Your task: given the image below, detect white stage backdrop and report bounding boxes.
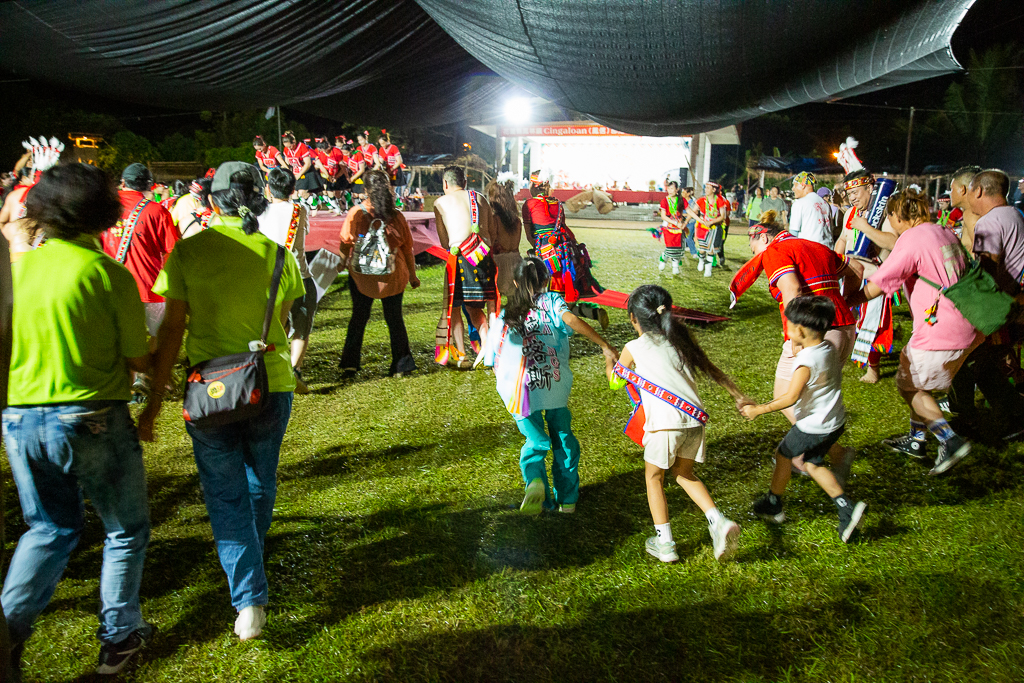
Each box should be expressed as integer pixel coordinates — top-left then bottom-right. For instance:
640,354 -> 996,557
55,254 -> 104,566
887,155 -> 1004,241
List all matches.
531,136 -> 690,191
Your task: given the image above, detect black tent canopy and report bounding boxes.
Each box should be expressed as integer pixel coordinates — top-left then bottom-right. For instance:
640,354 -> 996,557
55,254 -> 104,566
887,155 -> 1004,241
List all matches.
0,0 -> 977,134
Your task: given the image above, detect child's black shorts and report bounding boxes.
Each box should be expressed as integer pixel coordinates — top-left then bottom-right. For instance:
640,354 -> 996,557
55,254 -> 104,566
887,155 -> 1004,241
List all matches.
777,425 -> 845,465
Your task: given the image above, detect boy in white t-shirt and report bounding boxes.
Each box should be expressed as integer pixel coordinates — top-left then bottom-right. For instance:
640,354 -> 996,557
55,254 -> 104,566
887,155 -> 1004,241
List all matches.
741,296 -> 867,543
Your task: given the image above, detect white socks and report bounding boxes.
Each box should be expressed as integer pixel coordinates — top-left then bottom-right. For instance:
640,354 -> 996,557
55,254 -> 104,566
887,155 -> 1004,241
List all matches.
654,522 -> 674,544
705,507 -> 724,527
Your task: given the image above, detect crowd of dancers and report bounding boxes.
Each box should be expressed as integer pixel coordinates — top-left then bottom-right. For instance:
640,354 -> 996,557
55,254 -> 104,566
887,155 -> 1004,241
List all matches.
0,131 -> 1022,679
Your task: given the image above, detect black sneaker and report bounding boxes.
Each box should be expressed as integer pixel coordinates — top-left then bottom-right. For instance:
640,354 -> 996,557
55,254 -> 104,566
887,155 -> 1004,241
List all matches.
930,435 -> 971,476
752,493 -> 786,524
96,622 -> 156,675
837,501 -> 867,543
882,434 -> 927,460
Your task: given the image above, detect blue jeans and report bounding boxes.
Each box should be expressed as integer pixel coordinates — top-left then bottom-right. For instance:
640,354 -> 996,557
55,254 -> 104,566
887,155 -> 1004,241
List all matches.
185,392 -> 292,611
514,407 -> 580,508
1,401 -> 150,645
684,220 -> 698,255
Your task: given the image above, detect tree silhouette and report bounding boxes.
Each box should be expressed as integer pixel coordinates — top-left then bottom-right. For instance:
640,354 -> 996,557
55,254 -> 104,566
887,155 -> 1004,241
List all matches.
930,45 -> 1024,168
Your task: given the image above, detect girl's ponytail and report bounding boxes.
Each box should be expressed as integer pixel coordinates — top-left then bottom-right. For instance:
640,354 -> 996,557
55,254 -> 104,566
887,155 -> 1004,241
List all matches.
505,256 -> 551,336
627,284 -> 724,382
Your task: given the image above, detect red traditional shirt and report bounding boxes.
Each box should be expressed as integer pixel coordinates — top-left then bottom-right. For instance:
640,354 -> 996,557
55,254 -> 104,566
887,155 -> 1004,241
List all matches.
696,195 -> 731,223
761,232 -> 857,338
346,151 -> 365,175
380,144 -> 401,170
359,144 -> 377,166
283,143 -> 311,175
255,145 -> 279,169
326,148 -> 345,177
101,190 -> 180,303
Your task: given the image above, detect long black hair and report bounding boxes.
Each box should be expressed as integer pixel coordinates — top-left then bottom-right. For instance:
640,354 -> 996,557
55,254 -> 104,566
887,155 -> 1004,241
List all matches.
364,169 -> 395,222
486,177 -> 522,235
504,256 -> 551,336
209,170 -> 268,235
626,284 -> 724,382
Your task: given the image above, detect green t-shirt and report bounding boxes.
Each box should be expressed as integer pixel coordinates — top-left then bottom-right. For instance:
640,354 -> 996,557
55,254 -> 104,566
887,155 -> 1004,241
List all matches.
9,235 -> 149,405
152,215 -> 305,393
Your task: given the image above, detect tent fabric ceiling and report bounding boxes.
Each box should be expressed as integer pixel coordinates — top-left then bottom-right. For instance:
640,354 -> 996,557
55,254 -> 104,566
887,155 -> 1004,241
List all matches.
0,0 -> 977,134
415,0 -> 978,135
0,0 -> 510,126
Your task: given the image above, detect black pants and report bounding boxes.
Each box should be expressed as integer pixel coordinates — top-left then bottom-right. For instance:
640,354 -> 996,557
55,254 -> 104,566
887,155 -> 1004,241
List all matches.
948,340 -> 1023,433
339,277 -> 415,375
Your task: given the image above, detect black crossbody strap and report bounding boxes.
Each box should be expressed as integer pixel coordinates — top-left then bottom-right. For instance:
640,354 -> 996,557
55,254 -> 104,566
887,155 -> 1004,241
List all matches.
261,245 -> 287,345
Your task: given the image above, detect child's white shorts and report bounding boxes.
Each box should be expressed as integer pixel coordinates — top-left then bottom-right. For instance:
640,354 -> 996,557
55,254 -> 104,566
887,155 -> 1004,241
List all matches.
642,426 -> 705,469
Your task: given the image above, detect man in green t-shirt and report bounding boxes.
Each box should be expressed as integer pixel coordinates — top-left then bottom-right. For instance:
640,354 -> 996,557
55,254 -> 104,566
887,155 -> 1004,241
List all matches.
2,164 -> 156,677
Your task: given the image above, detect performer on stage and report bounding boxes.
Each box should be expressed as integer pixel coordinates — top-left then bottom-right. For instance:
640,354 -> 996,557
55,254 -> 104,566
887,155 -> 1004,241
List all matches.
522,172 -> 603,303
433,165 -> 498,368
343,140 -> 368,199
357,131 -> 378,172
280,131 -> 322,206
687,181 -> 731,277
833,138 -> 898,384
658,181 -> 686,275
253,136 -> 279,176
376,131 -> 405,204
313,138 -> 345,213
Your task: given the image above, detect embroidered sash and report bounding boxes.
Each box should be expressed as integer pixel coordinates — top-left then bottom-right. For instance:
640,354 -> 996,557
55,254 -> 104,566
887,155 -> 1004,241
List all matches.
613,362 -> 708,446
115,198 -> 149,263
285,202 -> 302,250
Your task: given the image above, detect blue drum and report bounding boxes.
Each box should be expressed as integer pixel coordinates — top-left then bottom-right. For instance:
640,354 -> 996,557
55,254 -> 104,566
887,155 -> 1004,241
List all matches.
848,176 -> 897,259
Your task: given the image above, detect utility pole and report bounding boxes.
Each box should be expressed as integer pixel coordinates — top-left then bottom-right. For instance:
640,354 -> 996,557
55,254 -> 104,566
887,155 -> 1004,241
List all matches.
902,106 -> 915,189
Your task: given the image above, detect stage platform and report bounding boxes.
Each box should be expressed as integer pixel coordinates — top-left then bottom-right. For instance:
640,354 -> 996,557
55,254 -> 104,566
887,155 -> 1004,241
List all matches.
305,210 -> 441,256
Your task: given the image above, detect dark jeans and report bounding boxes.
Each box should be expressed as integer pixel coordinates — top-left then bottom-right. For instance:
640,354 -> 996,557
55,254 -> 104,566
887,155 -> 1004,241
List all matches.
948,340 -> 1024,431
340,277 -> 416,375
2,401 -> 149,645
184,392 -> 292,610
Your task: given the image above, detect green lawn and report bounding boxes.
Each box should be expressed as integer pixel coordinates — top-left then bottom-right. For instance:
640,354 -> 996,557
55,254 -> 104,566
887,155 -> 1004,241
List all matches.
5,227 -> 1024,682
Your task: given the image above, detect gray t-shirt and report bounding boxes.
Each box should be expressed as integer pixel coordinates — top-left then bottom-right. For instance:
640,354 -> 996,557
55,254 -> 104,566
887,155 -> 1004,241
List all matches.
973,205 -> 1024,295
761,196 -> 788,221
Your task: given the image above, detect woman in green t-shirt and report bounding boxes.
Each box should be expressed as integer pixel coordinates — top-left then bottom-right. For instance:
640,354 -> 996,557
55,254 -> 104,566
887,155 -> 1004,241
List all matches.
142,162 -> 305,643
746,186 -> 764,228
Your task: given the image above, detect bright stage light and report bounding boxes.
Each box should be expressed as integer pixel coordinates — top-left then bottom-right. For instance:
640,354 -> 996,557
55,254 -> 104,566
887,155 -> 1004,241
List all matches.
504,98 -> 532,124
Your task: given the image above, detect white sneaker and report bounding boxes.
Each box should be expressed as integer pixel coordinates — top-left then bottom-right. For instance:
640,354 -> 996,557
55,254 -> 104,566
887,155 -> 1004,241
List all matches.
672,262 -> 680,275
710,519 -> 741,562
696,256 -> 705,270
234,605 -> 266,641
659,259 -> 666,271
645,536 -> 679,563
703,261 -> 713,277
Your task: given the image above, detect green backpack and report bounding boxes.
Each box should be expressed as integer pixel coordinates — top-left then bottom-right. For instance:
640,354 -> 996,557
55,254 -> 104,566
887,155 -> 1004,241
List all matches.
918,250 -> 1016,336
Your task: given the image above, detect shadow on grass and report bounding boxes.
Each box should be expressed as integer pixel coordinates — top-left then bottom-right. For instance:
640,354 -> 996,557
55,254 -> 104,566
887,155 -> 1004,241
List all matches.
345,573 -> 1022,683
257,471 -> 653,648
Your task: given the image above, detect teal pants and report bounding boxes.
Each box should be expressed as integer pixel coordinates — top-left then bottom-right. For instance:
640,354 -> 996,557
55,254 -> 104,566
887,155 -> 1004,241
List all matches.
514,407 -> 580,508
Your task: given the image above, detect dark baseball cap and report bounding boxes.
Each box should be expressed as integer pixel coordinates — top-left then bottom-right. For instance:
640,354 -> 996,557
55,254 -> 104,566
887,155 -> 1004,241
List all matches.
121,163 -> 152,185
210,161 -> 265,193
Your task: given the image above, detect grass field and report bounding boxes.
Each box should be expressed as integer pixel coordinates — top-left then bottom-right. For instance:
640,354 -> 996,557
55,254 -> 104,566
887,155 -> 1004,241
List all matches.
5,227 -> 1024,682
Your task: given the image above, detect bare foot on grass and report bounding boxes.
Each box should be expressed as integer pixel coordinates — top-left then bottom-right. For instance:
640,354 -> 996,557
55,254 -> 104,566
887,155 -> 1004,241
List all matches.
860,366 -> 880,383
